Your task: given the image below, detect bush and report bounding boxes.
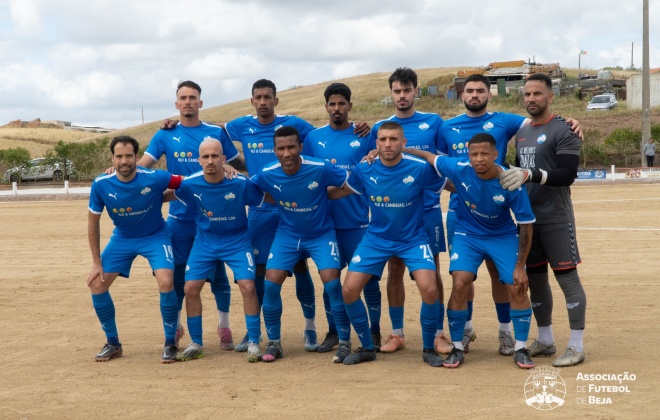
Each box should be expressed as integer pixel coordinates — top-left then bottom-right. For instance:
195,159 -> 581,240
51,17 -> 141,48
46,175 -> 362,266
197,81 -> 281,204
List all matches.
581,129 -> 610,168
604,127 -> 641,166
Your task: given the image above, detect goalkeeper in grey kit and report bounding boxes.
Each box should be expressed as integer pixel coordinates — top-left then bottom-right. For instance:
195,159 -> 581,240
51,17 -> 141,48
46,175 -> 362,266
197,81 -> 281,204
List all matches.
498,73 -> 586,367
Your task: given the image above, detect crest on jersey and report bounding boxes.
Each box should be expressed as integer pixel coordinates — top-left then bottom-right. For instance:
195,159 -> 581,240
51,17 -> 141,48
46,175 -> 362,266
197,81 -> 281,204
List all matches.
419,123 -> 430,130
537,134 -> 547,144
402,175 -> 415,185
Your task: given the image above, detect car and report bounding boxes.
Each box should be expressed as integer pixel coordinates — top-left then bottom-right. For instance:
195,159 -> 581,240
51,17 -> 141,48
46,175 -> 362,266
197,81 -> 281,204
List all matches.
586,94 -> 618,111
3,158 -> 75,182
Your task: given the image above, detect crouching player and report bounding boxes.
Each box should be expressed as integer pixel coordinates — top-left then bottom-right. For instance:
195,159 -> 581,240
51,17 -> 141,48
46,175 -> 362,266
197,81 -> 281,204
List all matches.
329,121 -> 446,366
406,133 -> 537,369
168,138 -> 264,362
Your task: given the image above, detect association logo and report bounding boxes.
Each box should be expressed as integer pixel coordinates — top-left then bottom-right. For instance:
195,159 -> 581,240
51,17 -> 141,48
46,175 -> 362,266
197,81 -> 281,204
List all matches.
350,140 -> 361,148
307,181 -> 319,190
524,366 -> 566,410
492,194 -> 505,204
224,192 -> 236,201
419,123 -> 430,130
483,122 -> 494,131
537,134 -> 547,144
402,175 -> 415,184
450,252 -> 459,261
351,255 -> 361,264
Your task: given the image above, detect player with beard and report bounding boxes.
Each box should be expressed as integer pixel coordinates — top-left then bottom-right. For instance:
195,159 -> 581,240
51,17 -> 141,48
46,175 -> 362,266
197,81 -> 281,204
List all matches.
438,73 -> 582,357
141,81 -> 244,352
499,73 -> 586,367
87,136 -> 183,363
305,83 -> 379,354
369,68 -> 450,355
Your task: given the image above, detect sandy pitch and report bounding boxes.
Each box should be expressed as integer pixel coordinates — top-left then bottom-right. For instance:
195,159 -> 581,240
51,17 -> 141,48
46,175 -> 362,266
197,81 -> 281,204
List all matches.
1,183 -> 659,419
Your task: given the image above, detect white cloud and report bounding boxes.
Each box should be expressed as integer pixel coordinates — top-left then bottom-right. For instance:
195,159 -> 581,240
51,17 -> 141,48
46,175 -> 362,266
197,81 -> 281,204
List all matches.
0,0 -> 659,128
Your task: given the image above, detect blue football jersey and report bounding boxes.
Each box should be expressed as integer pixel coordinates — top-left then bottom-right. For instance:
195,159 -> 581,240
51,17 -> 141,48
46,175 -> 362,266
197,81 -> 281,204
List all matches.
89,168 -> 172,238
371,111 -> 444,211
433,156 -> 535,236
437,112 -> 525,211
347,154 -> 445,242
306,123 -> 374,229
145,122 -> 240,220
225,114 -> 316,177
174,172 -> 264,237
252,156 -> 347,239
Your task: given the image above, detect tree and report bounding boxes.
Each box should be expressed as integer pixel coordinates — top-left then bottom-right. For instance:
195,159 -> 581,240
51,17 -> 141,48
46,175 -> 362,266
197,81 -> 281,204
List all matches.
0,147 -> 31,168
0,147 -> 31,182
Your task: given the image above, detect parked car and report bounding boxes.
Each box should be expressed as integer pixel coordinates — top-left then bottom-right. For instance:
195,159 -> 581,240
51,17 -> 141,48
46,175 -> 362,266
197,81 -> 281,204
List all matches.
586,94 -> 618,111
3,158 -> 75,182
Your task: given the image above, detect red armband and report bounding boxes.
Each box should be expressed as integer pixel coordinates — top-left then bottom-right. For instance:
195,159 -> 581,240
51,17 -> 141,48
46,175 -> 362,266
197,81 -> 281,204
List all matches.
168,175 -> 183,189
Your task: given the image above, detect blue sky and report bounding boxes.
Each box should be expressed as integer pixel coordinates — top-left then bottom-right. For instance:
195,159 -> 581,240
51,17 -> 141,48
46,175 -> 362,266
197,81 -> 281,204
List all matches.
1,0 -> 658,129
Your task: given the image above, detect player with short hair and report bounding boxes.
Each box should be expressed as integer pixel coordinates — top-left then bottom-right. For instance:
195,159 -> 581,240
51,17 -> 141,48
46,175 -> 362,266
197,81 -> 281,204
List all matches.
225,79 -> 371,352
499,73 -> 587,367
168,138 -> 264,363
370,67 -> 449,354
87,135 -> 183,363
305,83 -> 381,353
406,133 -> 536,369
142,80 -> 244,351
251,126 -> 353,364
438,73 -> 527,355
331,121 -> 446,366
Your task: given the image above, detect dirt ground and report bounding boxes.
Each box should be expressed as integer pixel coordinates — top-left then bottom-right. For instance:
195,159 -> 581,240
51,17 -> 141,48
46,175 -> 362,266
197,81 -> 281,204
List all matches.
1,182 -> 659,419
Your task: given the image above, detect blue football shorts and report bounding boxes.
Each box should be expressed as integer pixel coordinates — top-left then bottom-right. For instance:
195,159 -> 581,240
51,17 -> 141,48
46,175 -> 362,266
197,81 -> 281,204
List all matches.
267,230 -> 341,272
248,208 -> 278,265
347,231 -> 436,277
424,207 -> 446,254
167,217 -> 196,265
185,231 -> 255,282
336,227 -> 367,269
101,228 -> 174,278
448,232 -> 519,285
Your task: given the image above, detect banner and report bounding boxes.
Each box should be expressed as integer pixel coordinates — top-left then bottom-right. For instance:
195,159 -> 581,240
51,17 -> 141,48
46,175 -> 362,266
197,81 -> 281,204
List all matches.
577,169 -> 607,179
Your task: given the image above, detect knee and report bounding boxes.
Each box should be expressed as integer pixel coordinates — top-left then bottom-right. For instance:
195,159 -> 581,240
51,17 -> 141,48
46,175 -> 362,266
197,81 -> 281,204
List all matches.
238,281 -> 256,296
388,260 -> 406,277
184,282 -> 201,297
342,282 -> 360,304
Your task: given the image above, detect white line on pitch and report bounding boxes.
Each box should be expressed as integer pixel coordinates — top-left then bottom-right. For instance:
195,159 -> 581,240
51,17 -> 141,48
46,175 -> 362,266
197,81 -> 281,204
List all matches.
579,227 -> 660,231
574,198 -> 660,204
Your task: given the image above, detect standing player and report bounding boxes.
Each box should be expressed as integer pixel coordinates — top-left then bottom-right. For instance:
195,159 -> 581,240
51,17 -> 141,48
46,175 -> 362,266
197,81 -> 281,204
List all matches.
251,126 -> 353,364
438,73 -> 527,355
406,133 -> 536,369
499,73 -> 587,367
224,79 -> 369,352
305,83 -> 381,353
87,136 -> 182,363
142,81 -> 244,351
370,67 -> 450,354
330,122 -> 446,366
169,138 -> 263,363
439,74 -> 583,355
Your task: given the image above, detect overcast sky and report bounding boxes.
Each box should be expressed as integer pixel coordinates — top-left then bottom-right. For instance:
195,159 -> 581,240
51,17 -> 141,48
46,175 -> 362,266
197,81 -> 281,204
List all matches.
1,0 -> 658,129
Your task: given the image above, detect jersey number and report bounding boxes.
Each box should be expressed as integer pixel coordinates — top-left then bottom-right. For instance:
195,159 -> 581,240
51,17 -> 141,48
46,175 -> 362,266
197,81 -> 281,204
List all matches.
162,245 -> 174,260
329,241 -> 339,256
420,244 -> 433,260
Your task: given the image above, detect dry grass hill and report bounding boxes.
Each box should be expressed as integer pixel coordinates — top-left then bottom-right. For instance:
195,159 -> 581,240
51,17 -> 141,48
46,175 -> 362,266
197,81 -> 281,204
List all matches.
2,66 -> 659,159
